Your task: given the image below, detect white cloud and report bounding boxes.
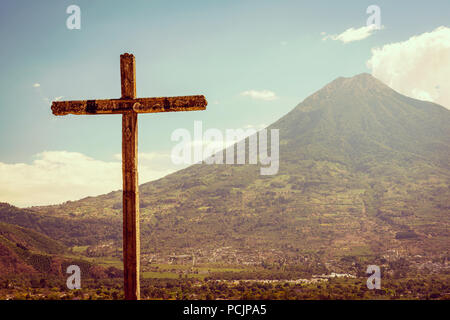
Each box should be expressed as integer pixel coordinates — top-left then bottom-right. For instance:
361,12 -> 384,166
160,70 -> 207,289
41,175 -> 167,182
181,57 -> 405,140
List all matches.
32,83 -> 50,104
241,90 -> 278,101
367,26 -> 450,109
0,151 -> 183,207
322,24 -> 380,43
32,83 -> 64,104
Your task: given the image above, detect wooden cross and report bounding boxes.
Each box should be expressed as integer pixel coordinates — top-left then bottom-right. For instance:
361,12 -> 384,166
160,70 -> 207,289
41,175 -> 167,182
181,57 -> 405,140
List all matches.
51,53 -> 207,300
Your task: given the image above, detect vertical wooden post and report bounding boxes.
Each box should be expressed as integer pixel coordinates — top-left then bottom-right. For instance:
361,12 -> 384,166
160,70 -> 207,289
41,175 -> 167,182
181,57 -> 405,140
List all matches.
120,53 -> 140,300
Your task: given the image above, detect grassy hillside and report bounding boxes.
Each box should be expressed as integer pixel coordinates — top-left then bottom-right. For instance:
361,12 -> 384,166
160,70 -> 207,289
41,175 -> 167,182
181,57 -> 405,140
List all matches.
0,221 -> 66,254
0,221 -> 66,274
0,220 -> 122,283
0,202 -> 121,246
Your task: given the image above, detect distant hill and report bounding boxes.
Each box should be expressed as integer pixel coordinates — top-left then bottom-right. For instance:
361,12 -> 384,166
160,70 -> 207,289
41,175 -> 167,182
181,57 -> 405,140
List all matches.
0,202 -> 121,246
0,214 -> 121,279
4,74 -> 450,266
0,221 -> 66,275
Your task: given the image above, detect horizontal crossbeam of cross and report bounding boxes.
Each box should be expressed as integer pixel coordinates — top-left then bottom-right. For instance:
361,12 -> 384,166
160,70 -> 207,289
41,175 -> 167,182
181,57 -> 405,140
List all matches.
51,95 -> 207,115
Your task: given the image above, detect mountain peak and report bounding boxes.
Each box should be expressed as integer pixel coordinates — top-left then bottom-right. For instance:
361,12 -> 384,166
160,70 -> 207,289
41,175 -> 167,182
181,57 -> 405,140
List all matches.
335,72 -> 373,81
300,73 -> 392,106
273,71 -> 449,166
322,73 -> 388,92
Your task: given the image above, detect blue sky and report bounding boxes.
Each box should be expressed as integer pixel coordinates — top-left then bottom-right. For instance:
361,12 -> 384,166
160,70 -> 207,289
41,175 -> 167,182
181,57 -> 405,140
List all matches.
0,0 -> 449,206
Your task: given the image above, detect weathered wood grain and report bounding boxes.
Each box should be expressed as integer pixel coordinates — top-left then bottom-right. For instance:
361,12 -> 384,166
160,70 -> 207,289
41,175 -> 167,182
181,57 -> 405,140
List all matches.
121,54 -> 140,301
120,53 -> 136,99
51,95 -> 207,115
